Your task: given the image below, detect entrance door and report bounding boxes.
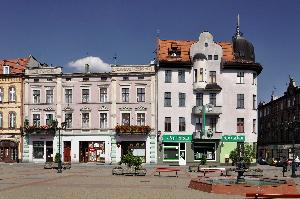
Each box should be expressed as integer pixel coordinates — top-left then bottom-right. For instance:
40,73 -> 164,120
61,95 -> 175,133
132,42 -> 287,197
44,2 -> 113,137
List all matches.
64,141 -> 71,162
179,143 -> 186,166
46,141 -> 53,162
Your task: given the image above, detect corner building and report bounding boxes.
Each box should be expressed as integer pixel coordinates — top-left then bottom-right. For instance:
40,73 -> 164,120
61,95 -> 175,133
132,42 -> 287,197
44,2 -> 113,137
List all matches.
156,22 -> 262,165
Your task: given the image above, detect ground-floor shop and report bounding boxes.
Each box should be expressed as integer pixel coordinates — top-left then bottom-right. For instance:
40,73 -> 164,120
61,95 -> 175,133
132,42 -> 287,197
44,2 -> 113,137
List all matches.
0,138 -> 20,163
157,134 -> 221,165
114,134 -> 156,164
258,144 -> 300,162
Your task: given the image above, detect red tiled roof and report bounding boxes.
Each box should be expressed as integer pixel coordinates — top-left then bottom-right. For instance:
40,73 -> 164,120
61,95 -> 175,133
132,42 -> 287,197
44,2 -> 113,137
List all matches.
157,39 -> 234,63
0,57 -> 30,74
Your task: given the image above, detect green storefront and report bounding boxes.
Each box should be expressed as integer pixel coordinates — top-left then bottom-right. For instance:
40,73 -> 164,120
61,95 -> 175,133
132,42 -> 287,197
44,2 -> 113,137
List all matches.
219,135 -> 245,164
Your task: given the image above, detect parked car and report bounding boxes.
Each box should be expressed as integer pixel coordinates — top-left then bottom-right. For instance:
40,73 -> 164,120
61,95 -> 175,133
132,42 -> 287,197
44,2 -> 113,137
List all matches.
257,158 -> 268,165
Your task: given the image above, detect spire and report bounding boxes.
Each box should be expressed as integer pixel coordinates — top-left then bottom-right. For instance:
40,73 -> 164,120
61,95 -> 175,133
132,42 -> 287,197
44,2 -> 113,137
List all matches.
235,14 -> 242,37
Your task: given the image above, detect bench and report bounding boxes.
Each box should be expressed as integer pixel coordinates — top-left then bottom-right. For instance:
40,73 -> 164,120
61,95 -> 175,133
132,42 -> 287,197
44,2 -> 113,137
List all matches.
199,167 -> 226,176
155,167 -> 180,177
246,193 -> 300,198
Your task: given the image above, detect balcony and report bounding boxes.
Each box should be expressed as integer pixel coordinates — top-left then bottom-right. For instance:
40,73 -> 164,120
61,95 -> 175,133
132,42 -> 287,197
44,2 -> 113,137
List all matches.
192,130 -> 222,140
23,125 -> 56,135
192,105 -> 222,115
193,83 -> 222,91
115,125 -> 151,135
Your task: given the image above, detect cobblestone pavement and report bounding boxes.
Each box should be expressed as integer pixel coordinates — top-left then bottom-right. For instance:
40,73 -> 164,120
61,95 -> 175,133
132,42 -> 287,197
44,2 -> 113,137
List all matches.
0,163 -> 299,199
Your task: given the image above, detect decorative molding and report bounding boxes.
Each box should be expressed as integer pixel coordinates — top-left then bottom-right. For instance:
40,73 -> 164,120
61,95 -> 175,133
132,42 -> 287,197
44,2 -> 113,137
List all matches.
99,106 -> 109,111
31,108 -> 42,112
44,107 -> 55,111
135,106 -> 147,111
63,106 -> 74,112
119,107 -> 132,111
80,106 -> 91,112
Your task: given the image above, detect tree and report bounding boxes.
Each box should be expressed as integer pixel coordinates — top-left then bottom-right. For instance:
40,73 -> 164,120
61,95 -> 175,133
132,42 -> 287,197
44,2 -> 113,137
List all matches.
120,151 -> 142,169
229,144 -> 255,166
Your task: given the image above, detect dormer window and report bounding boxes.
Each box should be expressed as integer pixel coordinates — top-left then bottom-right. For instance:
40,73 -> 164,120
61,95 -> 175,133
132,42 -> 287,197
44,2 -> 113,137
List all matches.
168,43 -> 181,57
3,66 -> 10,74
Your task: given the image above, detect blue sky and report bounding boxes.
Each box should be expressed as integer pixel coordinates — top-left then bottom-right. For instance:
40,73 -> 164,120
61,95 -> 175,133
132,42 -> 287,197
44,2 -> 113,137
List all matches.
0,0 -> 299,102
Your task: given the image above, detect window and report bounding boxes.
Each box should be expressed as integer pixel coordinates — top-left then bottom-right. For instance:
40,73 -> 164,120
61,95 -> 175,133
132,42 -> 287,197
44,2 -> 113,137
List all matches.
195,117 -> 202,131
65,89 -> 72,103
137,113 -> 145,126
237,94 -> 244,109
122,88 -> 129,102
205,43 -> 208,47
33,141 -> 44,159
165,117 -> 171,132
47,78 -> 53,81
46,90 -> 53,104
123,76 -> 129,81
179,93 -> 186,107
45,114 -> 53,125
82,89 -> 89,103
237,118 -> 244,133
210,118 -> 216,131
34,79 -> 39,82
33,114 -> 40,127
165,70 -> 172,83
101,77 -> 107,81
0,87 -> 3,103
237,72 -> 244,84
100,88 -> 108,103
199,68 -> 203,81
209,71 -> 216,83
121,113 -> 130,125
138,76 -> 144,80
253,119 -> 256,133
3,66 -> 10,74
253,73 -> 257,85
9,87 -> 16,102
82,113 -> 89,128
194,69 -> 197,82
0,112 -> 2,128
194,143 -> 216,161
100,113 -> 108,129
137,88 -> 145,102
9,112 -> 16,128
179,117 -> 185,131
214,55 -> 218,60
253,95 -> 256,109
163,143 -> 179,160
208,55 -> 212,60
209,93 -> 216,106
83,77 -> 89,81
65,113 -> 72,128
33,90 -> 40,104
178,70 -> 185,83
196,93 -> 203,106
164,92 -> 171,107
66,78 -> 72,81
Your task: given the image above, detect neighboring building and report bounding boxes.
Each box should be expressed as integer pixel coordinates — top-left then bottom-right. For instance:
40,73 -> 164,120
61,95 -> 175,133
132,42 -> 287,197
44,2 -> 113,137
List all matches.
23,63 -> 156,164
156,18 -> 262,165
0,57 -> 31,162
258,78 -> 300,161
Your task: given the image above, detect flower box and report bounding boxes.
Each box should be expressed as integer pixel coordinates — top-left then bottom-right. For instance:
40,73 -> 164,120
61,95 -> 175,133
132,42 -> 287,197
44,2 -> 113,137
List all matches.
115,125 -> 151,135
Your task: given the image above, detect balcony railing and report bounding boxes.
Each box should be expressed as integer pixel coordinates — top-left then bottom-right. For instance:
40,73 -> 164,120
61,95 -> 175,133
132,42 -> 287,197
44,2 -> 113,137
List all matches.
23,119 -> 56,135
192,105 -> 222,115
115,125 -> 151,135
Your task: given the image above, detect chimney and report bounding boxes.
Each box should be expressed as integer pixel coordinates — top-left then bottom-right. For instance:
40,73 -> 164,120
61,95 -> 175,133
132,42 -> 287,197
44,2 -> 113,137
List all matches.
85,64 -> 90,73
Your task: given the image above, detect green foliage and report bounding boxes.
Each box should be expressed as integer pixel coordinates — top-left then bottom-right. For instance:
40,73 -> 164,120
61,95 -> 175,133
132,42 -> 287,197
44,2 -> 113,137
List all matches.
120,151 -> 143,169
54,153 -> 61,163
200,155 -> 207,165
229,144 -> 256,165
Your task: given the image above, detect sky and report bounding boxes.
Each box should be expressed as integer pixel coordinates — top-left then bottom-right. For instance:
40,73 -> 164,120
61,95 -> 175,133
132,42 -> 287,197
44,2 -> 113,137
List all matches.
0,0 -> 299,102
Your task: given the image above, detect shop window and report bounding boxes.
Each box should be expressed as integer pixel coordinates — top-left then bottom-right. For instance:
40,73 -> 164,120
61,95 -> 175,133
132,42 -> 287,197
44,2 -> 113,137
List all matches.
163,143 -> 179,161
194,142 -> 216,161
33,141 -> 44,159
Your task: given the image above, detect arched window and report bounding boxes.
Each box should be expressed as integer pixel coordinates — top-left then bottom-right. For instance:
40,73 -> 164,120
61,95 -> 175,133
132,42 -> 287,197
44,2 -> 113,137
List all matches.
0,87 -> 3,103
9,87 -> 16,102
0,112 -> 3,128
9,112 -> 16,128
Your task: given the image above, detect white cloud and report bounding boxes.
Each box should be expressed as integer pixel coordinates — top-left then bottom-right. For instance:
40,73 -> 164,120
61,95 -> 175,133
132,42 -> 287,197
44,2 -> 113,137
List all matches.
68,56 -> 111,72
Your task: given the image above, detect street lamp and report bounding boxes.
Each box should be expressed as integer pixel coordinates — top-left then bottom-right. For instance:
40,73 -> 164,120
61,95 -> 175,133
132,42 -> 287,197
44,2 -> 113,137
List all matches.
53,120 -> 67,173
291,120 -> 300,178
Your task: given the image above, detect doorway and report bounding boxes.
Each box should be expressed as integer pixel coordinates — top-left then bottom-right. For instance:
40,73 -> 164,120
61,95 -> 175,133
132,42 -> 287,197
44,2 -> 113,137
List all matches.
45,141 -> 53,162
179,143 -> 186,166
0,141 -> 18,163
64,141 -> 71,162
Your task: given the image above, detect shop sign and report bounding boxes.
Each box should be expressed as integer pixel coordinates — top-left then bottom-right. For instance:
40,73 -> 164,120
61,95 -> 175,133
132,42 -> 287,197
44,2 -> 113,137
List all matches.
221,135 -> 245,142
162,135 -> 192,142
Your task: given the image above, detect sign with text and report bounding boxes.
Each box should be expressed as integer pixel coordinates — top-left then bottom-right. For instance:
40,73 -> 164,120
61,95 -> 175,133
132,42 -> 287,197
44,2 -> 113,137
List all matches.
221,135 -> 245,142
162,134 -> 192,142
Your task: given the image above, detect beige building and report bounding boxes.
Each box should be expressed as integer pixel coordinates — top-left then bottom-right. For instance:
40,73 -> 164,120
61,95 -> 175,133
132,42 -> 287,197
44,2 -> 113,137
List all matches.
0,57 -> 31,162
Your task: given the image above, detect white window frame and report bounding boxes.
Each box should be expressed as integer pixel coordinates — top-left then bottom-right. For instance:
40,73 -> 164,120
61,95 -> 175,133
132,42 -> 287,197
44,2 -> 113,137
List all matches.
136,87 -> 145,102
99,87 -> 108,103
0,87 -> 3,103
81,88 -> 90,103
9,112 -> 16,128
45,89 -> 54,104
9,87 -> 16,102
64,112 -> 73,129
121,87 -> 130,103
0,112 -> 2,128
99,111 -> 108,129
237,72 -> 245,84
64,88 -> 73,104
136,112 -> 146,126
45,113 -> 54,126
32,113 -> 41,127
120,111 -> 131,126
3,65 -> 10,74
81,112 -> 90,129
32,89 -> 41,104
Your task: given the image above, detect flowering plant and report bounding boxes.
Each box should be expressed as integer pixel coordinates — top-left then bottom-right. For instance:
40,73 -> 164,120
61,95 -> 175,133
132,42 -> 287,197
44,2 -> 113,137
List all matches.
115,125 -> 151,135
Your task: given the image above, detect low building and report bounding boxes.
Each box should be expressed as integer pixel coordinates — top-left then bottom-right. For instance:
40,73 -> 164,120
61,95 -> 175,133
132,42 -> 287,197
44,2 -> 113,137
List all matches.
258,78 -> 300,161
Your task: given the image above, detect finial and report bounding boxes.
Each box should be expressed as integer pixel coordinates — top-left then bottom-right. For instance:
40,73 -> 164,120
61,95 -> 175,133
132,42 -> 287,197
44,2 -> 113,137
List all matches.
113,53 -> 117,66
236,14 -> 241,37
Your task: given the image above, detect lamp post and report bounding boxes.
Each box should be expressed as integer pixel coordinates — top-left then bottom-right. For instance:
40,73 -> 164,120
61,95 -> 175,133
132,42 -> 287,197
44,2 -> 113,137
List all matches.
291,120 -> 300,178
53,120 -> 67,174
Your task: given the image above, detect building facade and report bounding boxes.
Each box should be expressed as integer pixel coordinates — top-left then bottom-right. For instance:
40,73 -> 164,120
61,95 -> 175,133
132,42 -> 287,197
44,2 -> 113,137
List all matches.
258,78 -> 300,161
156,21 -> 262,165
0,57 -> 30,162
23,63 -> 157,164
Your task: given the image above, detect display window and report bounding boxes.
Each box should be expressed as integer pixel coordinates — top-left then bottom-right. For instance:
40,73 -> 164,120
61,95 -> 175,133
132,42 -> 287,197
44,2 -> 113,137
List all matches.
193,142 -> 216,161
121,141 -> 146,163
80,141 -> 105,163
33,141 -> 44,159
163,143 -> 179,161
